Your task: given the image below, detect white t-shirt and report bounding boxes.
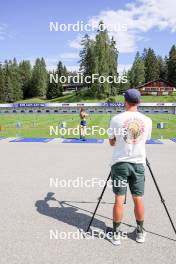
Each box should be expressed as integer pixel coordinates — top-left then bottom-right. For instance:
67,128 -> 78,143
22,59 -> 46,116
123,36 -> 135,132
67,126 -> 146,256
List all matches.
108,111 -> 152,165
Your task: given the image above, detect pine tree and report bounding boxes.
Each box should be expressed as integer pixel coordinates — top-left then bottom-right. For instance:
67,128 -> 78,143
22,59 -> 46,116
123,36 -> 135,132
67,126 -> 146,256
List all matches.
79,34 -> 95,78
109,36 -> 118,95
46,71 -> 58,99
56,61 -> 67,96
144,48 -> 160,82
7,58 -> 23,101
168,45 -> 176,86
47,62 -> 68,99
19,60 -> 32,98
94,21 -> 111,98
157,56 -> 168,80
31,58 -> 48,97
0,64 -> 6,102
79,21 -> 118,98
130,52 -> 145,87
118,70 -> 130,94
79,34 -> 96,92
3,61 -> 14,102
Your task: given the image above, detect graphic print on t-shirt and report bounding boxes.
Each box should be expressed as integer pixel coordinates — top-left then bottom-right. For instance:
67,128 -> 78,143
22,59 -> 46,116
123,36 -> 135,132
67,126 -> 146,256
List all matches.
122,117 -> 145,144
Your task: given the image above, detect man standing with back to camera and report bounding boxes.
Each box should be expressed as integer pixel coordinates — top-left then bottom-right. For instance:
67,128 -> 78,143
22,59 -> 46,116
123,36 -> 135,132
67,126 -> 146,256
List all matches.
108,88 -> 152,245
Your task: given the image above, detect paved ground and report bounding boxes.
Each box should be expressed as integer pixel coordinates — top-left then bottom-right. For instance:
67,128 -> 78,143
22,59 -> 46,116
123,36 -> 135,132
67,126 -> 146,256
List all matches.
0,139 -> 176,264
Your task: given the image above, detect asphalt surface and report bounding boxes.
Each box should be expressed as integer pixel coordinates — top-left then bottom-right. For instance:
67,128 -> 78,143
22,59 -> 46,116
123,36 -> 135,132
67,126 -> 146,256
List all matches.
0,139 -> 176,264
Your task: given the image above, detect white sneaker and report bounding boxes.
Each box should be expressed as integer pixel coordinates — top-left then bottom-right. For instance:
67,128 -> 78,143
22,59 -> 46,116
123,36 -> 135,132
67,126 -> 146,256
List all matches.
110,232 -> 121,246
136,228 -> 147,243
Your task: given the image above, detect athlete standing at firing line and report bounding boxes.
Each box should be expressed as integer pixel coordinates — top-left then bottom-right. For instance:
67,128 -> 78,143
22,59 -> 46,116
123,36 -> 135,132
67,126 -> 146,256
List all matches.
108,88 -> 152,245
79,108 -> 88,140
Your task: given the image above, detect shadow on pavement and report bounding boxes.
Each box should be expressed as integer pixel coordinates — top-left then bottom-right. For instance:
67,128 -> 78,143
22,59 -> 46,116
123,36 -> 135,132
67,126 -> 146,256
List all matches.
35,192 -> 106,232
35,192 -> 176,242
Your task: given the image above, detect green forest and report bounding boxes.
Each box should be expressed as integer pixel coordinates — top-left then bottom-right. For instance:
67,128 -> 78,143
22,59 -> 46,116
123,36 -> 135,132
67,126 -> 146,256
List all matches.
0,21 -> 176,103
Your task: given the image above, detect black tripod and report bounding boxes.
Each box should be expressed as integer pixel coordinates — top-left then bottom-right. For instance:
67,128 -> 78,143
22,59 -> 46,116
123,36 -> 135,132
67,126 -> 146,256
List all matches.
146,158 -> 176,235
87,159 -> 176,236
86,172 -> 127,232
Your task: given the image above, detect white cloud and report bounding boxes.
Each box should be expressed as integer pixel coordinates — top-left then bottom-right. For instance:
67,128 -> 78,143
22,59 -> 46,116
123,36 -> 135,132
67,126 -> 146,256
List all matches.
69,0 -> 176,53
0,23 -> 15,40
118,64 -> 132,74
66,65 -> 79,72
0,24 -> 8,40
60,52 -> 79,61
47,65 -> 57,71
27,55 -> 80,71
68,34 -> 82,49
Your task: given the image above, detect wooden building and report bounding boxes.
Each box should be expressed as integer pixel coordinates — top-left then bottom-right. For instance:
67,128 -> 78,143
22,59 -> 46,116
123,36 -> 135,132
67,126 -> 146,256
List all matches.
137,79 -> 175,96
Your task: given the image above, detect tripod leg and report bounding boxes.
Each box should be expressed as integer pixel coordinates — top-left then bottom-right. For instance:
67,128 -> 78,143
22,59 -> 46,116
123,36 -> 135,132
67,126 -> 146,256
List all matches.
86,172 -> 111,232
86,172 -> 128,232
146,158 -> 176,236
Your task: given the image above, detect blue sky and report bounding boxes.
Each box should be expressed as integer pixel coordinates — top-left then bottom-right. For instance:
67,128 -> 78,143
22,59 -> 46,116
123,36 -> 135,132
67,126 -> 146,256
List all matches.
0,0 -> 176,73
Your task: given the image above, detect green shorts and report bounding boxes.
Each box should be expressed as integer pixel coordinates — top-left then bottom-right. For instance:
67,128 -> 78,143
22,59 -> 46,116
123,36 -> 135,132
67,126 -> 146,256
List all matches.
111,162 -> 145,196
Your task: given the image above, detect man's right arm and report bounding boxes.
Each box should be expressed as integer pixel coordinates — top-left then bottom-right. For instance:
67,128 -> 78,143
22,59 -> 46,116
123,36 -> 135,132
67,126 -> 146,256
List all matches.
147,118 -> 153,140
108,118 -> 117,146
